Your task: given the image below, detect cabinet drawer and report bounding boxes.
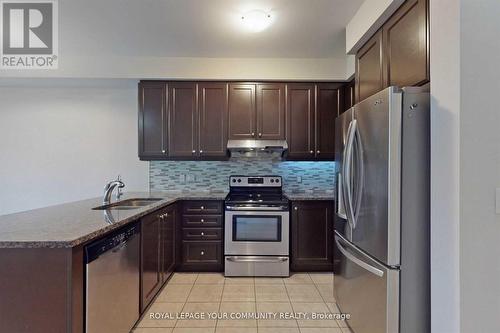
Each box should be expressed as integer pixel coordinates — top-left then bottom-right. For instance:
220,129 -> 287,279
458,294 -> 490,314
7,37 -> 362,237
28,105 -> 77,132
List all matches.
183,201 -> 222,215
182,241 -> 222,264
183,228 -> 222,241
182,215 -> 222,227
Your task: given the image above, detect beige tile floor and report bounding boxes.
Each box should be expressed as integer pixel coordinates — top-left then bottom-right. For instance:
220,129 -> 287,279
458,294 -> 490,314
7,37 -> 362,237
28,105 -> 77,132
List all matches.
134,272 -> 353,333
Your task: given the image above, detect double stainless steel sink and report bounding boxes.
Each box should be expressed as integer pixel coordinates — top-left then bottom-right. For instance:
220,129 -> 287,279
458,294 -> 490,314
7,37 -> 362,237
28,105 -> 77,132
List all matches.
92,198 -> 162,210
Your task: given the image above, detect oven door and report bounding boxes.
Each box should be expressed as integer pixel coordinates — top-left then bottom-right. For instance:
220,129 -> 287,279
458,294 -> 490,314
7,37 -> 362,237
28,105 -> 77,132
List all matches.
225,210 -> 289,256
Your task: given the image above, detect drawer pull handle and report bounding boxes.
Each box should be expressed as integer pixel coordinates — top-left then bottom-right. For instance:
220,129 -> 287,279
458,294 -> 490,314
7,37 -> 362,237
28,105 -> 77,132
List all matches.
201,232 -> 204,236
200,251 -> 205,256
200,219 -> 205,223
200,206 -> 205,210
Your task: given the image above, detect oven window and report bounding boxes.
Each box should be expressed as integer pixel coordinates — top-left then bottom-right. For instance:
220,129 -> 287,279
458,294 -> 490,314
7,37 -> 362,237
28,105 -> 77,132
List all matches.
232,215 -> 282,242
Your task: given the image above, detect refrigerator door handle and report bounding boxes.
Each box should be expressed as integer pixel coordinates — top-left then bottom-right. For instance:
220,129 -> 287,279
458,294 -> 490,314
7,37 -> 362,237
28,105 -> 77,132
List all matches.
343,119 -> 357,229
336,173 -> 347,219
352,123 -> 364,229
335,235 -> 384,277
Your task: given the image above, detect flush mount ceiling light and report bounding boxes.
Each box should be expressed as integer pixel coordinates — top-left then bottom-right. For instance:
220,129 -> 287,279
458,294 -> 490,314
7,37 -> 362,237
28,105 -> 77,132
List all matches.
240,10 -> 272,32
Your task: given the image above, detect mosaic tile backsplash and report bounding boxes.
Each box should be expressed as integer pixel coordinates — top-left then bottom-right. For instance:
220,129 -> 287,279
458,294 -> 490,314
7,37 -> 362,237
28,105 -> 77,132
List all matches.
150,152 -> 336,193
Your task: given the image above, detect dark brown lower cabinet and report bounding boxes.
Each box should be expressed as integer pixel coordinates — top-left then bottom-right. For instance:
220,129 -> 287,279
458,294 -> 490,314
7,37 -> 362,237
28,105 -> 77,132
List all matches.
178,200 -> 224,272
141,204 -> 177,311
291,201 -> 334,271
161,205 -> 176,282
140,211 -> 162,311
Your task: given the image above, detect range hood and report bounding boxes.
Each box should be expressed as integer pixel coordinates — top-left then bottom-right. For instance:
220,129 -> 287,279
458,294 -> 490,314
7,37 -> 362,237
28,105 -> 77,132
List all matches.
227,139 -> 288,154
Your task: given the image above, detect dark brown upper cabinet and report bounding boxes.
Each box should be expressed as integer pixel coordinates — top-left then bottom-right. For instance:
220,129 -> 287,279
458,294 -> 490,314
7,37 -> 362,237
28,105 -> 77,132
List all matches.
168,82 -> 198,158
138,82 -> 167,160
291,201 -> 334,271
343,78 -> 355,113
198,82 -> 229,158
286,83 -> 315,159
286,83 -> 341,160
355,0 -> 429,102
228,84 -> 256,139
256,83 -> 285,140
229,83 -> 285,140
316,83 -> 342,160
355,30 -> 384,103
383,0 -> 429,87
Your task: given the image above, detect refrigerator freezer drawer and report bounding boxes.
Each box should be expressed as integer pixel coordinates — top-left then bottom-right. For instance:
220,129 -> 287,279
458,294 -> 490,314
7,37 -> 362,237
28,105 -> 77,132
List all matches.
334,232 -> 399,333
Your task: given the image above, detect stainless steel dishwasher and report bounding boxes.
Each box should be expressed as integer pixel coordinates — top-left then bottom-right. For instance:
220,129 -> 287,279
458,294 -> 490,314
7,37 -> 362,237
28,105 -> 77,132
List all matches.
85,223 -> 140,333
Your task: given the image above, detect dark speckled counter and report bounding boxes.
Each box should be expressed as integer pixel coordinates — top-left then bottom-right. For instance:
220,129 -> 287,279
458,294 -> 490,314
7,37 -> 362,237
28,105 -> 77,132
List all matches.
0,191 -> 227,249
285,191 -> 335,201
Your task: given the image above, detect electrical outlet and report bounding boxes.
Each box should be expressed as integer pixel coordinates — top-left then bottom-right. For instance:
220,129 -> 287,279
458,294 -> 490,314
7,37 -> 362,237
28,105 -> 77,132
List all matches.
296,176 -> 302,183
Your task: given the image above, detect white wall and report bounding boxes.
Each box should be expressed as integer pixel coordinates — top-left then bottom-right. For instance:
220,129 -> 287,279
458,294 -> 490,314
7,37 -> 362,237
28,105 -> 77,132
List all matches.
429,0 -> 461,331
0,79 -> 149,215
431,0 -> 500,331
459,0 -> 500,331
345,0 -> 404,54
0,56 -> 351,81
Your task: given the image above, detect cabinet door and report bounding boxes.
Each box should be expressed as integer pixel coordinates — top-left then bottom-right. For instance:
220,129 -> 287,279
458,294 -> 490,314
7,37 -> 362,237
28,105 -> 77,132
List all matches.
168,82 -> 198,158
141,213 -> 162,311
383,0 -> 429,87
286,83 -> 315,159
138,82 -> 167,159
316,83 -> 342,160
161,206 -> 176,283
291,201 -> 334,271
228,84 -> 256,140
355,30 -> 384,103
343,78 -> 355,112
198,82 -> 228,158
256,83 -> 285,140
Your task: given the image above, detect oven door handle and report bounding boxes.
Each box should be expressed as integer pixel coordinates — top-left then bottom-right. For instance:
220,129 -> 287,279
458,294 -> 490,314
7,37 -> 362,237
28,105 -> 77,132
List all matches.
225,206 -> 288,211
226,256 -> 288,263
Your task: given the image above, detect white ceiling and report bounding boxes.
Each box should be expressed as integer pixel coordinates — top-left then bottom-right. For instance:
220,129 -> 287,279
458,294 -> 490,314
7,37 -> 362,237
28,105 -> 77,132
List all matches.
61,0 -> 364,58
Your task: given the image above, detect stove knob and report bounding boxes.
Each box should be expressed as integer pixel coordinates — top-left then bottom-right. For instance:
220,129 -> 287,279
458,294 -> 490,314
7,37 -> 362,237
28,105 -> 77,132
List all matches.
275,178 -> 280,183
232,179 -> 236,183
237,179 -> 241,183
270,179 -> 274,183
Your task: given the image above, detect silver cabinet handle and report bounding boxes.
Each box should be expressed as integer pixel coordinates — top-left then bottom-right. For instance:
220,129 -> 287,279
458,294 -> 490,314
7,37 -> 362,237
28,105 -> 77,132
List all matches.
199,150 -> 203,154
162,149 -> 166,153
251,132 -> 255,137
309,150 -> 314,154
200,206 -> 204,210
201,232 -> 204,236
317,150 -> 320,154
200,219 -> 204,223
258,133 -> 262,137
192,150 -> 196,154
294,207 -> 298,211
200,251 -> 205,256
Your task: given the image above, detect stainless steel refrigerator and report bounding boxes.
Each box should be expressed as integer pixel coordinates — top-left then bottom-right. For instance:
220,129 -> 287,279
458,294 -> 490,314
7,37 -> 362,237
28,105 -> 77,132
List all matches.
334,86 -> 430,333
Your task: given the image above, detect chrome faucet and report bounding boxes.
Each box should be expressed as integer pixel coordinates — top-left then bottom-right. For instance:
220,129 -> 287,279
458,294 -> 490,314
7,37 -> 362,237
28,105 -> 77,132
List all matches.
103,176 -> 125,205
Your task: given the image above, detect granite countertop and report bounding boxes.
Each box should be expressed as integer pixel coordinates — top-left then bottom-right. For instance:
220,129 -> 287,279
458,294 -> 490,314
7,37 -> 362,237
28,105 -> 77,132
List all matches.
284,190 -> 335,201
0,191 -> 227,249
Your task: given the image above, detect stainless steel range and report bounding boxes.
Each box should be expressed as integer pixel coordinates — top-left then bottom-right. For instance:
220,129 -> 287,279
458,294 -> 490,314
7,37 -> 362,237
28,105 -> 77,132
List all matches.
224,175 -> 290,277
